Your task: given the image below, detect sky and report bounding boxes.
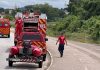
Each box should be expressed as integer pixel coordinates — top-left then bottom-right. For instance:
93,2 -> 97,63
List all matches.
0,0 -> 69,9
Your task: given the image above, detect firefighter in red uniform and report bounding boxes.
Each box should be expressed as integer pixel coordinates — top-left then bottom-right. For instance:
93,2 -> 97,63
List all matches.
56,33 -> 67,57
15,17 -> 23,37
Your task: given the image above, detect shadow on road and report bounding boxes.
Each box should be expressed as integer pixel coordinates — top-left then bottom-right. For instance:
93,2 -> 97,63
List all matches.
5,63 -> 39,70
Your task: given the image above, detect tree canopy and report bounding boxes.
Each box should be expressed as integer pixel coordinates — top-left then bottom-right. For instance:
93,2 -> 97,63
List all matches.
1,3 -> 66,21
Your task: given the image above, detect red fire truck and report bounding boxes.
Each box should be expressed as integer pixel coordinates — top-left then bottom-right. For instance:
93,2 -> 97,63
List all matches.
0,18 -> 10,38
7,12 -> 48,68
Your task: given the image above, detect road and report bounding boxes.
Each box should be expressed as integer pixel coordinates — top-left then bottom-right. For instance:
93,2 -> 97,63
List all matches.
47,37 -> 100,70
0,32 -> 51,70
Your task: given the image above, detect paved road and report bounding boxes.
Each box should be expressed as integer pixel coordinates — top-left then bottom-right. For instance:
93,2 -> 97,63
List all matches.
0,32 -> 51,70
69,40 -> 100,54
47,37 -> 100,70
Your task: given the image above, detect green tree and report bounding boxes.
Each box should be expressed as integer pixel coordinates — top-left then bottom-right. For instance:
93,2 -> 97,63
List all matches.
0,7 -> 4,13
24,3 -> 66,21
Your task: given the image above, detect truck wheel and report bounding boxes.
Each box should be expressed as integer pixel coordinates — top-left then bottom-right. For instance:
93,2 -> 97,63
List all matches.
8,34 -> 10,38
14,41 -> 17,46
43,54 -> 46,61
39,61 -> 43,68
9,61 -> 13,67
7,34 -> 10,38
8,55 -> 13,67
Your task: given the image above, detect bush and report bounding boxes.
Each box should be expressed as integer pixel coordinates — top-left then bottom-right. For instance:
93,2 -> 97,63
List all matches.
82,16 -> 100,41
3,15 -> 14,21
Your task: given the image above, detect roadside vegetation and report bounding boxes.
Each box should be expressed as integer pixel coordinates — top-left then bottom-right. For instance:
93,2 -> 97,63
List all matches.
47,0 -> 100,44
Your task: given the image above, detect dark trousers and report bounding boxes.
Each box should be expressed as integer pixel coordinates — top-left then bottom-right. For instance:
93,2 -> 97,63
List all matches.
58,44 -> 64,57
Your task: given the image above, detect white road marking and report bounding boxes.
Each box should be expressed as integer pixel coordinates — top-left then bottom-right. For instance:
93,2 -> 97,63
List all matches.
47,50 -> 53,70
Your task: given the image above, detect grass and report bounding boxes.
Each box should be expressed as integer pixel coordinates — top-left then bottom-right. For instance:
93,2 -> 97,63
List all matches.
47,30 -> 100,44
65,32 -> 89,43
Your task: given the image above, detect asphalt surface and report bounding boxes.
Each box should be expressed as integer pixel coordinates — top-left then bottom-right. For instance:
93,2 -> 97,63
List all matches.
0,32 -> 51,70
47,37 -> 100,70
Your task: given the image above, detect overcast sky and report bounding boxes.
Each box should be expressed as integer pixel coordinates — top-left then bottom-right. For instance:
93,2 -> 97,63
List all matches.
0,0 -> 69,9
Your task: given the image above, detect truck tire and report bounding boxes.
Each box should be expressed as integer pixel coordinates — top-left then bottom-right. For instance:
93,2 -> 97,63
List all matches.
9,61 -> 13,67
43,54 -> 46,61
39,61 -> 43,68
8,34 -> 10,38
8,55 -> 13,67
14,41 -> 17,46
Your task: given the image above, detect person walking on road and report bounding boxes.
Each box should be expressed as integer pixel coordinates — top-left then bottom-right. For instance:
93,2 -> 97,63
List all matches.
56,33 -> 67,57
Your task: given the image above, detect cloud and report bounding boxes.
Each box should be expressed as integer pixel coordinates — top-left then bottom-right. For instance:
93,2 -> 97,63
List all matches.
0,0 -> 69,9
0,1 -> 12,8
0,1 -> 9,5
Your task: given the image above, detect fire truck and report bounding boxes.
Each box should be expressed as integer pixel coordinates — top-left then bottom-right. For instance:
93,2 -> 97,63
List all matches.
6,12 -> 48,68
0,18 -> 10,38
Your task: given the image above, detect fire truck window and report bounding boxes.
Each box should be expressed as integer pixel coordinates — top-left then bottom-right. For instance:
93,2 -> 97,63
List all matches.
23,34 -> 41,41
4,23 -> 8,26
24,22 -> 38,27
0,23 -> 2,26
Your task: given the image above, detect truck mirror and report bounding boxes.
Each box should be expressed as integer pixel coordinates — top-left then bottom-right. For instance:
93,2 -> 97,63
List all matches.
45,38 -> 48,41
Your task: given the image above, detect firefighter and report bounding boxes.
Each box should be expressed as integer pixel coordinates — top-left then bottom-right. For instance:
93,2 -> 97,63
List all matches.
15,17 -> 23,37
56,33 -> 67,57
